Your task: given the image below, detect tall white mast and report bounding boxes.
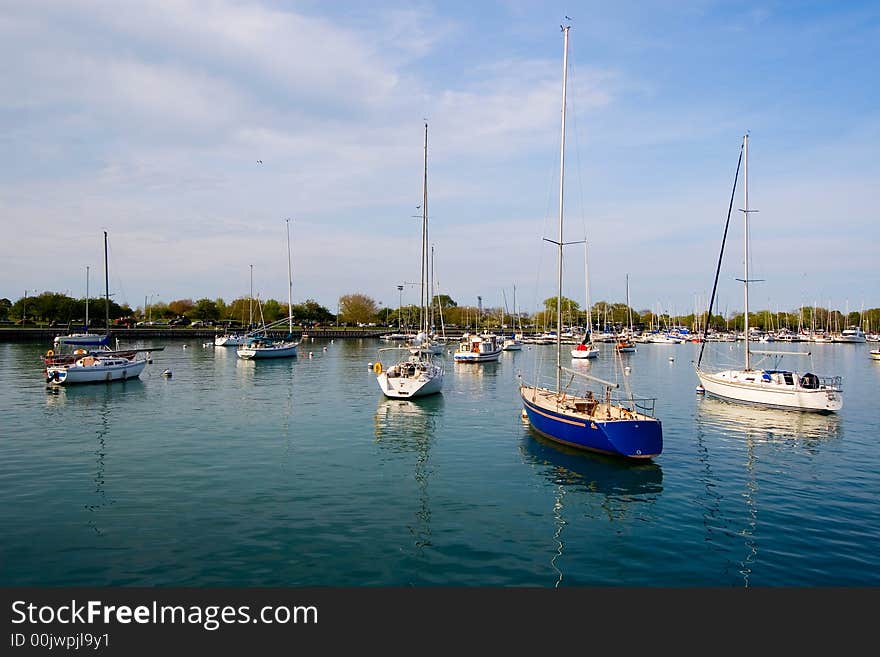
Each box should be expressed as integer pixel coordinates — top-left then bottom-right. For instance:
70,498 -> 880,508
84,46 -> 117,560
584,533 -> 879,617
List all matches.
583,242 -> 590,337
626,273 -> 633,334
85,265 -> 89,330
103,231 -> 109,337
555,24 -> 570,393
421,122 -> 429,336
286,218 -> 293,334
742,134 -> 750,370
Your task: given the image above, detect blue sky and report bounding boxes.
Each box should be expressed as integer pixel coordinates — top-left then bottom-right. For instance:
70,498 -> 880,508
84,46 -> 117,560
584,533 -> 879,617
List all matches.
1,1 -> 877,316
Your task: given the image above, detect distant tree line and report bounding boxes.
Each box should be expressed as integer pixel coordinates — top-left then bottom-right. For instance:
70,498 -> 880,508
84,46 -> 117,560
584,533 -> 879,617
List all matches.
2,291 -> 879,334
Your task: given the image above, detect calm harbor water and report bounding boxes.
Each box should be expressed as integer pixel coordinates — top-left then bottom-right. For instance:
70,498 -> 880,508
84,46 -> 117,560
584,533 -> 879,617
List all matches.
1,337 -> 878,587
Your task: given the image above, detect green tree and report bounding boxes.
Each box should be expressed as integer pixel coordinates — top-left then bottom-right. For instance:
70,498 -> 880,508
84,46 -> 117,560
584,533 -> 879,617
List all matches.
376,306 -> 396,325
0,298 -> 11,320
339,293 -> 378,325
432,294 -> 457,309
262,299 -> 282,323
214,298 -> 228,321
543,296 -> 580,314
192,298 -> 220,322
226,297 -> 256,325
291,299 -> 333,323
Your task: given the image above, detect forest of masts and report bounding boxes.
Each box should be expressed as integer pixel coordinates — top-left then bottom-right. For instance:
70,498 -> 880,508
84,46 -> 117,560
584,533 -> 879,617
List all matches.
4,290 -> 879,335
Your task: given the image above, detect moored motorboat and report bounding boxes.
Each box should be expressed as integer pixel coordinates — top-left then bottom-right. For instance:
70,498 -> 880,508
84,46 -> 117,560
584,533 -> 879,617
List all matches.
453,332 -> 503,363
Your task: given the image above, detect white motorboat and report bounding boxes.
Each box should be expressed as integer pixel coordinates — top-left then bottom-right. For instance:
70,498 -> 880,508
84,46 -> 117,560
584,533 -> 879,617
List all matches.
835,326 -> 867,343
453,332 -> 503,363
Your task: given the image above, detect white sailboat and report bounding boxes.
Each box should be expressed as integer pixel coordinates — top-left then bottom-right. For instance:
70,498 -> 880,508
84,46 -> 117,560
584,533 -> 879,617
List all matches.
375,122 -> 444,398
46,232 -> 149,385
408,245 -> 445,357
215,266 -> 255,346
53,266 -> 109,347
571,242 -> 598,359
695,134 -> 843,413
615,274 -> 637,353
503,286 -> 524,351
236,219 -> 299,360
519,24 -> 662,459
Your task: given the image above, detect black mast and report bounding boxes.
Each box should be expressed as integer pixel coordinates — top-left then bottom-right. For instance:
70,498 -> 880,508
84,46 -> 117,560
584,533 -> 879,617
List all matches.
697,143 -> 744,368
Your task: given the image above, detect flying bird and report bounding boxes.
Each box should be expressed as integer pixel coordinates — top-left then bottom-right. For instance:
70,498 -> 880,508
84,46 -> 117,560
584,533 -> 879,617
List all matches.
257,160 -> 263,164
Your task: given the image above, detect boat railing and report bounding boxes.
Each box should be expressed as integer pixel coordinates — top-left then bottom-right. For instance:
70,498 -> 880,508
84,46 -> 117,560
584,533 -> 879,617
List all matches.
622,396 -> 658,418
819,375 -> 843,391
527,369 -> 658,419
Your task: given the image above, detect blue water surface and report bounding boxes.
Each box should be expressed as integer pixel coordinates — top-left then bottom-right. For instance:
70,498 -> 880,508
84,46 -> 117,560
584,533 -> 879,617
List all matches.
1,337 -> 877,586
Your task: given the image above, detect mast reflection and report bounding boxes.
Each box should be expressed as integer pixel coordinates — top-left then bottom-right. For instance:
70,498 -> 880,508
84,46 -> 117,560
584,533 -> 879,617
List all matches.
695,397 -> 842,586
520,429 -> 663,586
374,396 -> 444,549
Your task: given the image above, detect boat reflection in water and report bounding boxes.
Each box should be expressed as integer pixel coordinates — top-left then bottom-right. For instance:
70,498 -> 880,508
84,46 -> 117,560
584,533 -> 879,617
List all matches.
45,377 -> 145,409
374,397 -> 444,550
696,396 -> 842,449
519,429 -> 663,586
695,397 -> 841,586
45,382 -> 130,536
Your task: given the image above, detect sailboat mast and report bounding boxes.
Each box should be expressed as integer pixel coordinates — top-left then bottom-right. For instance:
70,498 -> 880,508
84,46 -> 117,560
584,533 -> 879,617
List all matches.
286,218 -> 293,334
513,285 -> 519,333
556,24 -> 570,392
421,122 -> 429,335
742,134 -> 750,370
85,265 -> 89,330
103,231 -> 109,337
626,273 -> 632,333
583,242 -> 590,337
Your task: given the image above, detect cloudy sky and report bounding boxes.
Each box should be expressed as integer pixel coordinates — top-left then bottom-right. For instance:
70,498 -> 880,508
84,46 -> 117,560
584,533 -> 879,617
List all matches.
1,1 -> 877,316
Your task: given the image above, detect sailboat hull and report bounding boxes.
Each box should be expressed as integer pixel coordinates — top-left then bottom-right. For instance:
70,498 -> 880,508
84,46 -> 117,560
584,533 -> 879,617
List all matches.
696,368 -> 842,413
53,334 -> 110,347
47,358 -> 147,385
237,343 -> 298,359
377,368 -> 444,398
215,335 -> 246,347
520,386 -> 662,459
570,346 -> 598,358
